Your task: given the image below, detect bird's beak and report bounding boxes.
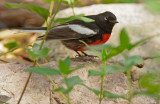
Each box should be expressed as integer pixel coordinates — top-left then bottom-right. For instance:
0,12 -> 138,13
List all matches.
109,20 -> 119,23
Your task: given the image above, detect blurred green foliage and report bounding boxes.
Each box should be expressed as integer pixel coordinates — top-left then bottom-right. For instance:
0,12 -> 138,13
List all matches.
5,3 -> 50,20
102,0 -> 136,3
144,0 -> 160,14
4,40 -> 20,50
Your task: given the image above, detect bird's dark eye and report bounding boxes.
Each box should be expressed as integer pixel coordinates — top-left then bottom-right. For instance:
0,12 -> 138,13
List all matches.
104,17 -> 108,20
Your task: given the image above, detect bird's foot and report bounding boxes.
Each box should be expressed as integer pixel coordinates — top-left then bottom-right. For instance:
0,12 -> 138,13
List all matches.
75,51 -> 97,58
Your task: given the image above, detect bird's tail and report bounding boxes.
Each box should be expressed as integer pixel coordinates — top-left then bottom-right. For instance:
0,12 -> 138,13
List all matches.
0,27 -> 47,39
0,27 -> 47,33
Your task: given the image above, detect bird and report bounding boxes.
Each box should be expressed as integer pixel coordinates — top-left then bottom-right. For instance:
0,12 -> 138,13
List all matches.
1,11 -> 118,56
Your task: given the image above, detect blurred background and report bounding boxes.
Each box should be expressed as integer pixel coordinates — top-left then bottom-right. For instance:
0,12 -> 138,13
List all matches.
0,0 -> 143,28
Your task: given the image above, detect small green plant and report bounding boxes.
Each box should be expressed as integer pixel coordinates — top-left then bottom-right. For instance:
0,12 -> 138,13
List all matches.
82,28 -> 146,103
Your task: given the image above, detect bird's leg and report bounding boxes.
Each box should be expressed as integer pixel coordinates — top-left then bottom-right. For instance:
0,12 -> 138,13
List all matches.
75,51 -> 82,57
81,51 -> 97,57
81,51 -> 88,56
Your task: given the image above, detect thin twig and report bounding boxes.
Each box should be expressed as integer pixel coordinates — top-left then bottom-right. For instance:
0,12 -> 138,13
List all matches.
17,61 -> 37,104
17,72 -> 32,104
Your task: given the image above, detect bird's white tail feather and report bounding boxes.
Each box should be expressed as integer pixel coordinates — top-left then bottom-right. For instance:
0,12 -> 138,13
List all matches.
0,29 -> 46,39
10,29 -> 46,33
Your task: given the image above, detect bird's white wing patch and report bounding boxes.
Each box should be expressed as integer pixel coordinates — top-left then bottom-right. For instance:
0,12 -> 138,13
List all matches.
54,24 -> 97,35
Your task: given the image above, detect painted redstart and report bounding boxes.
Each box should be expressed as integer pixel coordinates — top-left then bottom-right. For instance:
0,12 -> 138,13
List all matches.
2,11 -> 118,56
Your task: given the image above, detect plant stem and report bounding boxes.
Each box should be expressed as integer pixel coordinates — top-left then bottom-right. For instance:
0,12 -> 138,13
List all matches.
35,62 -> 70,104
47,76 -> 71,104
71,6 -> 75,16
99,61 -> 106,104
127,70 -> 132,102
40,0 -> 62,50
99,75 -> 104,104
44,1 -> 55,26
70,1 -> 75,16
17,60 -> 37,104
50,0 -> 62,26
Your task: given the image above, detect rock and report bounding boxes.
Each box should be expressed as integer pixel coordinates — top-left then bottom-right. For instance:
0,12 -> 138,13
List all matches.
0,59 -> 156,104
0,63 -> 51,104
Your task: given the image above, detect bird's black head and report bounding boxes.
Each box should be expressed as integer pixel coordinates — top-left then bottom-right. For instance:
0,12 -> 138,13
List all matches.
95,11 -> 118,34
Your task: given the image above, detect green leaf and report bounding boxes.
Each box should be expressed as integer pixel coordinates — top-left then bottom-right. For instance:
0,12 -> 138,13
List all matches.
5,2 -> 49,20
57,76 -> 83,94
128,36 -> 152,50
64,57 -> 71,68
32,43 -> 50,57
120,28 -> 130,49
32,43 -> 40,52
25,48 -> 40,60
103,91 -> 127,100
39,47 -> 50,57
58,57 -> 86,75
4,40 -> 20,50
25,67 -> 61,75
82,84 -> 100,96
88,70 -> 104,76
54,14 -> 95,23
107,46 -> 124,59
54,76 -> 83,94
125,56 -> 143,65
124,56 -> 143,71
139,72 -> 160,94
106,65 -> 124,74
133,91 -> 157,98
25,44 -> 50,60
63,76 -> 83,89
59,59 -> 71,74
54,87 -> 72,94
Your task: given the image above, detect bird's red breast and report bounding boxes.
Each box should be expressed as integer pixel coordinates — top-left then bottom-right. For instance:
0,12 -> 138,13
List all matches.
76,34 -> 111,51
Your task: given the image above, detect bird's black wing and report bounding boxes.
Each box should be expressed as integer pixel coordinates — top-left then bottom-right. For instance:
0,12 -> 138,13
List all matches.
46,17 -> 100,40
